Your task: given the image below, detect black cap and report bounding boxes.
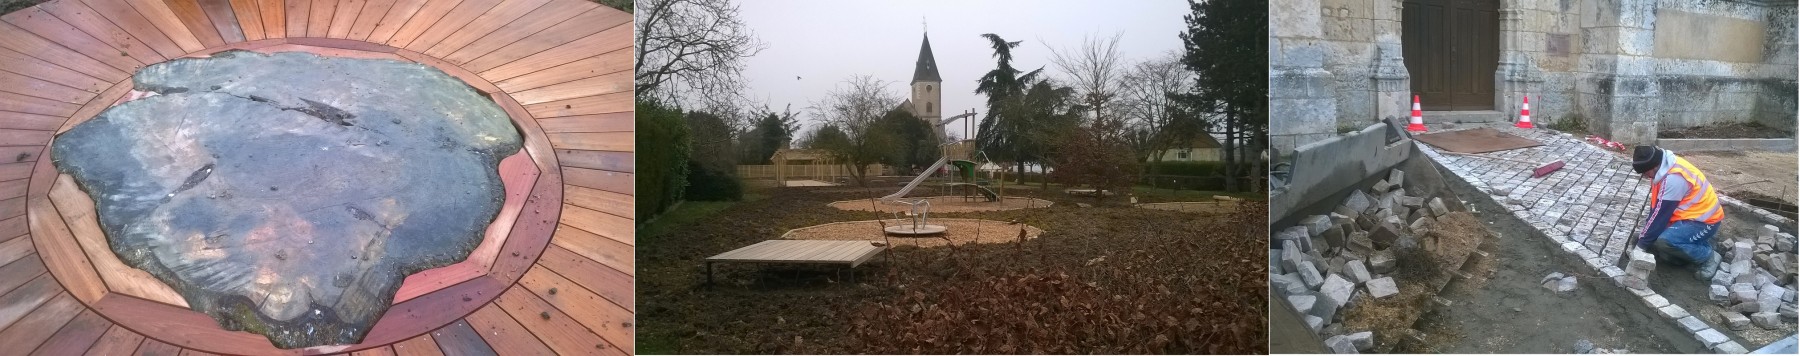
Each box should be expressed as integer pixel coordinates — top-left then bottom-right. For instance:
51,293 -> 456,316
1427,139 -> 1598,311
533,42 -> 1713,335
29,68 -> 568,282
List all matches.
1631,146 -> 1662,174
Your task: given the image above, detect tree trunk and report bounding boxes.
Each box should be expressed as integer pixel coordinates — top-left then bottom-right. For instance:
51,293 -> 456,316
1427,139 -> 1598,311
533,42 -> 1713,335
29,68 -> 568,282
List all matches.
1222,111 -> 1239,192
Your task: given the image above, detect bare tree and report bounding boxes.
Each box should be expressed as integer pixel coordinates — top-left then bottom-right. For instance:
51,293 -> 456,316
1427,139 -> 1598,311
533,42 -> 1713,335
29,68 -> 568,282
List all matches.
636,0 -> 767,109
1047,32 -> 1126,127
808,75 -> 902,186
1120,51 -> 1203,181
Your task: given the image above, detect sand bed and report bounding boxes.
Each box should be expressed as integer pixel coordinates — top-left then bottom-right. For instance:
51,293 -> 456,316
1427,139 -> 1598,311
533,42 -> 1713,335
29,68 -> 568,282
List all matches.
827,196 -> 1054,212
1137,201 -> 1241,214
781,218 -> 1045,248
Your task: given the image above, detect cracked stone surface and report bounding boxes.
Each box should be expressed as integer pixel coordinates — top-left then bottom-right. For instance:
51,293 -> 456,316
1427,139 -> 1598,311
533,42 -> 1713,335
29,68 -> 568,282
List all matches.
50,51 -> 522,348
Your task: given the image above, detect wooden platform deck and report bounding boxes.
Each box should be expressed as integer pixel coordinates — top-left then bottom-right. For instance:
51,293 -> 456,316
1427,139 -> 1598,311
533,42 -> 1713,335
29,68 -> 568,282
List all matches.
704,240 -> 885,284
0,1 -> 633,354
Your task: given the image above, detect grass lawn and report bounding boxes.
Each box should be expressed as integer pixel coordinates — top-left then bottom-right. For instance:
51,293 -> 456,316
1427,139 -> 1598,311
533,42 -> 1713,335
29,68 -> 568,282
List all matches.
639,191 -> 768,239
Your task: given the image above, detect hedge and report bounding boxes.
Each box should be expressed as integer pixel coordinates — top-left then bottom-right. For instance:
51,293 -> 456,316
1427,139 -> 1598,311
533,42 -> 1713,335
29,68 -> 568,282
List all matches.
637,100 -> 691,222
684,160 -> 743,201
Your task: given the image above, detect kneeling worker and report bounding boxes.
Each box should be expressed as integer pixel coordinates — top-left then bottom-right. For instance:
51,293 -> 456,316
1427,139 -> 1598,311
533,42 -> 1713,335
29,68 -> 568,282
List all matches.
1631,145 -> 1724,280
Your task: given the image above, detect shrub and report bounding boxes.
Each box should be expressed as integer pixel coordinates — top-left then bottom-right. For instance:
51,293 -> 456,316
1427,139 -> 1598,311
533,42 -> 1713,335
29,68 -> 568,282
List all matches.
637,100 -> 691,222
684,160 -> 743,201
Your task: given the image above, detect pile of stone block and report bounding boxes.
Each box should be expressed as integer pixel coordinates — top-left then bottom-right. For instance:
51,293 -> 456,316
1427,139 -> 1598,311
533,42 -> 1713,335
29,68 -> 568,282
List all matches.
1271,169 -> 1451,353
1705,224 -> 1797,331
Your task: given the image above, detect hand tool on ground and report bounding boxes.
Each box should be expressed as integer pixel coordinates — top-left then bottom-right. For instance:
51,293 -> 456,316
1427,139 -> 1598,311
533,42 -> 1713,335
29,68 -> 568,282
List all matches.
1442,151 -> 1566,178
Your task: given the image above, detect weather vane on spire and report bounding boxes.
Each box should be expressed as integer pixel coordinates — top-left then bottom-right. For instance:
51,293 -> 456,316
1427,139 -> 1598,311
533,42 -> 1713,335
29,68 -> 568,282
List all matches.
922,16 -> 927,33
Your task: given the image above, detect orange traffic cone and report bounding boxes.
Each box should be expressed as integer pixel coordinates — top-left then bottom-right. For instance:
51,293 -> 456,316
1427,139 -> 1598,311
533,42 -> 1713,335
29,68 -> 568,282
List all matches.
1516,95 -> 1534,129
1407,95 -> 1427,132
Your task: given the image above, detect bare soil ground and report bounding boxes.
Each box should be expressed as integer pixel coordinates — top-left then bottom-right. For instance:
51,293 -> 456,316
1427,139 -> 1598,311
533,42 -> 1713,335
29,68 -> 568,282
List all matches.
782,218 -> 1045,248
826,196 -> 1054,213
1681,151 -> 1799,209
1661,122 -> 1795,139
1410,172 -> 1706,353
637,187 -> 1267,354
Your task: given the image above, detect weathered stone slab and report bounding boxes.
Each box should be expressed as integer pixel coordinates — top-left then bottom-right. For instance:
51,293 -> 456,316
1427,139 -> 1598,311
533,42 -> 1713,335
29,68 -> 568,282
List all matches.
1366,276 -> 1399,299
51,51 -> 522,348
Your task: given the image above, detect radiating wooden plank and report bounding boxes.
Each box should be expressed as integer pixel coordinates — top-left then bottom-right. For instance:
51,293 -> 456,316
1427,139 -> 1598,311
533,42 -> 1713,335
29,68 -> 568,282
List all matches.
493,49 -> 628,92
58,80 -> 133,134
304,0 -> 334,37
0,129 -> 53,147
0,91 -> 81,117
0,162 -> 34,182
50,175 -> 188,307
545,132 -> 631,152
517,265 -> 634,342
391,261 -> 481,304
0,291 -> 82,351
326,0 -> 365,38
163,0 -> 227,48
382,0 -> 457,48
178,348 -> 220,356
565,185 -> 631,219
255,0 -> 284,39
27,2 -> 166,67
227,0 -> 266,41
429,320 -> 496,356
0,146 -> 40,164
561,204 -> 630,246
0,197 -> 25,220
0,254 -> 45,296
346,0 -> 396,41
89,295 -> 283,355
125,0 -> 206,53
0,112 -> 65,132
282,0 -> 306,38
421,0 -> 550,58
390,332 -> 445,356
0,10 -> 149,73
556,149 -> 631,173
0,22 -> 129,83
0,273 -> 59,330
195,0 -> 246,43
462,304 -> 553,355
350,345 -> 396,356
81,325 -> 146,356
510,70 -> 629,105
26,197 -> 104,304
438,0 -> 591,65
133,339 -> 181,356
30,309 -> 112,356
364,0 -> 427,44
0,47 -> 109,95
550,224 -> 632,275
461,7 -> 625,71
69,0 -> 186,59
484,174 -> 560,283
338,276 -> 506,352
0,179 -> 26,202
537,245 -> 633,312
0,69 -> 93,105
478,22 -> 630,81
395,49 -> 499,94
563,167 -> 630,196
493,284 -> 629,356
524,92 -> 632,119
401,0 -> 501,52
537,114 -> 631,134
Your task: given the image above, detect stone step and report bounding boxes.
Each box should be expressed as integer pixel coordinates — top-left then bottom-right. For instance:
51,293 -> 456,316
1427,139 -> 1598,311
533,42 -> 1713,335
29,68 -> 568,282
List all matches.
1424,110 -> 1507,124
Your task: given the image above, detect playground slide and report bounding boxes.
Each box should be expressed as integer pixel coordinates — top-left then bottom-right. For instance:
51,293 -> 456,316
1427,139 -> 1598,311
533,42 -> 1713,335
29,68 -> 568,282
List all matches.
943,182 -> 998,202
881,156 -> 950,201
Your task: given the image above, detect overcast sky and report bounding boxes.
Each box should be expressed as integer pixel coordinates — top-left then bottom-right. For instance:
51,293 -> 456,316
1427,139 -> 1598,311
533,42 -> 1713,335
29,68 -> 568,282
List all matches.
738,0 -> 1192,139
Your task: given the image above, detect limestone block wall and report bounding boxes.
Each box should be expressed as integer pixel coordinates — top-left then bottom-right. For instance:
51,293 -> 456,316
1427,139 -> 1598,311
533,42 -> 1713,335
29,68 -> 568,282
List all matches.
1647,1 -> 1795,131
1502,0 -> 1583,126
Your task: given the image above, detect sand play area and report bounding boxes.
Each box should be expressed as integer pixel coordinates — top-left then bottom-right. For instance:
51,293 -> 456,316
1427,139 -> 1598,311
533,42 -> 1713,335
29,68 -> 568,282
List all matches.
781,218 -> 1046,248
827,196 -> 1054,213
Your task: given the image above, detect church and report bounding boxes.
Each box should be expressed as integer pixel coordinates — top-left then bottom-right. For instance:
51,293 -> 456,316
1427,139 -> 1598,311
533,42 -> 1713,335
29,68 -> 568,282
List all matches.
896,32 -> 946,140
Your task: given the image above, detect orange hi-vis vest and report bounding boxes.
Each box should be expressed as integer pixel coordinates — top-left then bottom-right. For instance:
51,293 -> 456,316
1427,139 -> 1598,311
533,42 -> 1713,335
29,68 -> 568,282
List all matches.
1650,155 -> 1723,225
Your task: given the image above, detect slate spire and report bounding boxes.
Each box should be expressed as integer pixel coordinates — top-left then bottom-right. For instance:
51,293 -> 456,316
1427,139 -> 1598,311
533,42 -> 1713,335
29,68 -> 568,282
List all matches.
912,33 -> 941,83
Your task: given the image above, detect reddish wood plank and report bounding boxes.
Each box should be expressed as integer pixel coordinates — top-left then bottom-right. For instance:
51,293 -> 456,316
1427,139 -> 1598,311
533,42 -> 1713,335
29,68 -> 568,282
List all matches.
546,132 -> 632,153
438,0 -> 592,65
163,0 -> 227,48
30,309 -> 112,356
364,0 -> 428,44
0,254 -> 45,297
28,1 -> 166,66
227,0 -> 266,41
350,345 -> 396,356
563,167 -> 630,195
0,46 -> 110,94
510,70 -> 629,105
565,185 -> 631,219
1,162 -> 35,181
536,113 -> 632,133
256,0 -> 285,39
461,304 -> 553,355
396,49 -> 498,94
0,273 -> 59,330
178,349 -> 220,356
537,244 -> 633,312
133,339 -> 181,356
346,0 -> 396,41
0,22 -> 129,83
0,69 -> 93,105
0,179 -> 26,201
484,169 -> 560,283
58,79 -> 133,134
0,196 -> 24,220
0,146 -> 41,164
555,149 -> 631,173
0,292 -> 82,351
390,332 -> 445,356
428,320 -> 496,356
304,0 -> 334,37
195,0 -> 246,43
286,37 -> 395,52
0,129 -> 53,147
524,92 -> 632,119
460,7 -> 626,71
88,294 -> 291,355
550,223 -> 632,275
492,49 -> 628,92
0,90 -> 82,116
0,9 -> 149,73
381,0 -> 457,48
26,196 -> 105,304
391,261 -> 481,304
68,0 -> 186,59
326,0 -> 365,39
51,175 -> 188,307
561,204 -> 630,246
282,0 -> 306,38
320,276 -> 507,354
477,21 -> 630,81
492,284 -> 628,356
400,0 -> 501,52
420,0 -> 551,58
125,0 -> 207,53
82,324 -> 146,356
517,266 -> 636,352
0,111 -> 66,131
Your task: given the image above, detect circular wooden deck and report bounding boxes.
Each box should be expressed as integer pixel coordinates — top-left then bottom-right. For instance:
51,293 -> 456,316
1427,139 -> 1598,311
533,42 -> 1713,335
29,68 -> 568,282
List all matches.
0,1 -> 634,355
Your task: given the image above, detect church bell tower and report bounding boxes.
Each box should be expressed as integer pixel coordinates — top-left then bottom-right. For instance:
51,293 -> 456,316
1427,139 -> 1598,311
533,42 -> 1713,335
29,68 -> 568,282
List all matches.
911,32 -> 944,140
